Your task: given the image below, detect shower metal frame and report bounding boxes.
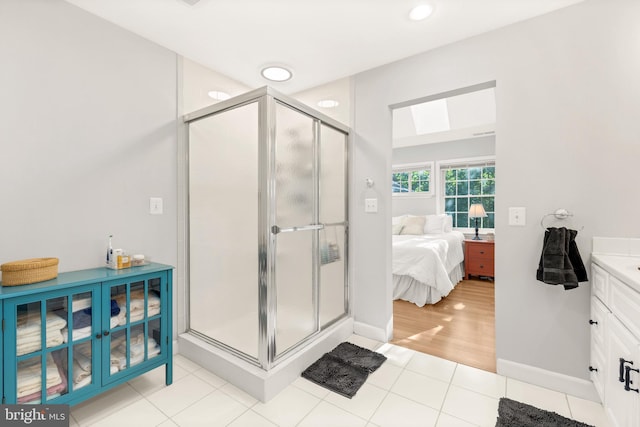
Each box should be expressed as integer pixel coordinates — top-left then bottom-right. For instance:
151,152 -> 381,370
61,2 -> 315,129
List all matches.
183,86 -> 350,371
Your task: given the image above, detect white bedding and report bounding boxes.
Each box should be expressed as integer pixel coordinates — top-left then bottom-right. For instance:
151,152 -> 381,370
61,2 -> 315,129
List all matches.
392,231 -> 465,306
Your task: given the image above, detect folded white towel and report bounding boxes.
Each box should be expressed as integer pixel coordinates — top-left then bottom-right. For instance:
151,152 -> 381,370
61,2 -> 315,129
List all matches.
17,354 -> 62,398
72,358 -> 91,385
74,345 -> 92,372
17,330 -> 64,356
113,291 -> 161,324
63,295 -> 92,313
17,312 -> 67,337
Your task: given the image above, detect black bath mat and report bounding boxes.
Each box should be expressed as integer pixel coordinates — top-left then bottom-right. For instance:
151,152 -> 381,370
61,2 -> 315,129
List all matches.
496,398 -> 594,427
301,342 -> 386,398
328,342 -> 387,373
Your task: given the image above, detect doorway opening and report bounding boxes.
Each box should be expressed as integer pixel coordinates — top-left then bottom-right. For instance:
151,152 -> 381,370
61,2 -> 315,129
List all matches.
389,81 -> 497,372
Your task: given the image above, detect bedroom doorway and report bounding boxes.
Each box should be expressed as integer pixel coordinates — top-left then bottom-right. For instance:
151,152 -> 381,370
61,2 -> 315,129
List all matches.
389,82 -> 497,373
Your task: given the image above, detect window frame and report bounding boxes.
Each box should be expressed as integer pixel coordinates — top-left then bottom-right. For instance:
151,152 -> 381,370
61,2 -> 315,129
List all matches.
436,156 -> 495,233
391,161 -> 434,198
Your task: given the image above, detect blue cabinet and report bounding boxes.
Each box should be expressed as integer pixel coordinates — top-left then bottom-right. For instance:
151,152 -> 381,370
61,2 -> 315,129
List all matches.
0,263 -> 173,405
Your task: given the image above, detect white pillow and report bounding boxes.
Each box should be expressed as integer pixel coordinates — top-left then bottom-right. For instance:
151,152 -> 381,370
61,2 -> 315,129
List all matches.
443,214 -> 453,232
392,223 -> 404,235
392,215 -> 407,226
425,214 -> 446,234
400,216 -> 426,235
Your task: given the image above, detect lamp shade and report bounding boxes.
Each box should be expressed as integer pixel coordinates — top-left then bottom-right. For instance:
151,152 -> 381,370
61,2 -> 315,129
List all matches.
468,203 -> 487,218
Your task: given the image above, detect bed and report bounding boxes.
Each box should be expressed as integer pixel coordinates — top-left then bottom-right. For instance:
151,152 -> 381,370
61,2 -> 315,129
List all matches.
392,214 -> 465,307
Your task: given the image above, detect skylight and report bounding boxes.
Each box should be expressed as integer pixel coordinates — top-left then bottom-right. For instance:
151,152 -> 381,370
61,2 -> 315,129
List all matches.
393,87 -> 496,144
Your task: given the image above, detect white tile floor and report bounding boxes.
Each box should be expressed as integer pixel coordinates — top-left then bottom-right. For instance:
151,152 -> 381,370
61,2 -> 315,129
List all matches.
69,335 -> 611,427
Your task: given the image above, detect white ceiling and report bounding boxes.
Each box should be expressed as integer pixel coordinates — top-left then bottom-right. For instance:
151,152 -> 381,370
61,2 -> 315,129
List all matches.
393,87 -> 496,147
64,0 -> 583,94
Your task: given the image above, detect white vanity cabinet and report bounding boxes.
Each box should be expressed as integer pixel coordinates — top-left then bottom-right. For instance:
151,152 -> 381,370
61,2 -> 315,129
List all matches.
590,258 -> 640,427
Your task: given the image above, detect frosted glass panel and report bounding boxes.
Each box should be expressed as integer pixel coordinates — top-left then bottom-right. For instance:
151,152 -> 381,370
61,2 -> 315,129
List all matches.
189,102 -> 259,359
319,125 -> 347,224
275,102 -> 314,228
320,225 -> 346,327
319,125 -> 347,327
274,102 -> 316,357
275,230 -> 315,355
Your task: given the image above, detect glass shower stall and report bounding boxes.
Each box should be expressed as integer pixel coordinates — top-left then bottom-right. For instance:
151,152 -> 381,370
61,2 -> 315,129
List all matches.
184,87 -> 349,371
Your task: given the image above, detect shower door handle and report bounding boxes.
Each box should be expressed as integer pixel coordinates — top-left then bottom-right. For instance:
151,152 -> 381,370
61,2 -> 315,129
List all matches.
272,224 -> 324,234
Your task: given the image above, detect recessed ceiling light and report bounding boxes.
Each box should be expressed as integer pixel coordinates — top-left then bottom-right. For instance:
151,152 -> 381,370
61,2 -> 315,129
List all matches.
207,91 -> 231,101
261,66 -> 292,82
409,4 -> 433,21
317,99 -> 340,108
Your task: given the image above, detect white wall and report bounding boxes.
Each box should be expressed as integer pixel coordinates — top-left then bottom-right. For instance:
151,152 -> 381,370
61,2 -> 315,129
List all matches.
0,0 -> 177,274
352,0 -> 640,389
182,58 -> 251,115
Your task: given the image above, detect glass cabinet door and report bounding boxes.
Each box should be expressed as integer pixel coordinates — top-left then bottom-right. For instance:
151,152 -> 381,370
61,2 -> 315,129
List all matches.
6,285 -> 99,404
103,272 -> 166,384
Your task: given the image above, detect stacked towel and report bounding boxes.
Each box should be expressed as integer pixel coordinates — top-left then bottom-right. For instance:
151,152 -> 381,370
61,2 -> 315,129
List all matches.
62,299 -> 120,343
71,341 -> 93,390
113,291 -> 160,325
17,312 -> 67,356
109,330 -> 160,372
537,227 -> 588,290
63,295 -> 91,313
17,353 -> 67,403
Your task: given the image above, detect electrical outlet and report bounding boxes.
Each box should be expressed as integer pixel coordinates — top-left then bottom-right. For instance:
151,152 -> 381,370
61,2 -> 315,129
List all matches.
365,198 -> 378,213
150,197 -> 163,215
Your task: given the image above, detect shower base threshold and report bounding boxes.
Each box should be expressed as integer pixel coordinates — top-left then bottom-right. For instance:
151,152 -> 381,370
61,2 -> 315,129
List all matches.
178,317 -> 354,402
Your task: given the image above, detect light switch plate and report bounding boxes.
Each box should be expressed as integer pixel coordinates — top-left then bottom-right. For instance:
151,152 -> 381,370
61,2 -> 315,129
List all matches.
509,207 -> 526,226
365,198 -> 378,213
150,197 -> 163,215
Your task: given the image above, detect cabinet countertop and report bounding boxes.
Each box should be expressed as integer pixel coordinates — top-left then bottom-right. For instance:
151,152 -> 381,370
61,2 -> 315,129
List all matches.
592,253 -> 640,293
0,262 -> 174,299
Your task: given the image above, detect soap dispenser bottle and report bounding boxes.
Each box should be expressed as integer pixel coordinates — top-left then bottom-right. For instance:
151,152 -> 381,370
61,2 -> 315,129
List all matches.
106,235 -> 113,266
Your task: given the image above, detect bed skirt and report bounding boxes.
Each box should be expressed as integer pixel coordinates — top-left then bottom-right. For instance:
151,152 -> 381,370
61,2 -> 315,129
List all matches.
393,263 -> 465,307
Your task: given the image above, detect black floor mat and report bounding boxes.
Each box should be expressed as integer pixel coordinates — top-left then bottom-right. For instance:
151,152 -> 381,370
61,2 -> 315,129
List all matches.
328,342 -> 387,373
301,342 -> 386,398
495,398 -> 594,427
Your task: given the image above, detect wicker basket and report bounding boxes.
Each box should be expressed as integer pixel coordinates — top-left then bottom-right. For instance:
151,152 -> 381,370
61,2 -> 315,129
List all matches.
1,258 -> 59,286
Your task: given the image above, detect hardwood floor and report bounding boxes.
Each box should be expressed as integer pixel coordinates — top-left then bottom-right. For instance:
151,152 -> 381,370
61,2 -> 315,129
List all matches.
391,279 -> 496,372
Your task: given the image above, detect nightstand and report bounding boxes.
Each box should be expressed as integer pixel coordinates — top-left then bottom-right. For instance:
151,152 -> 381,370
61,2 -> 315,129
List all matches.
464,239 -> 495,280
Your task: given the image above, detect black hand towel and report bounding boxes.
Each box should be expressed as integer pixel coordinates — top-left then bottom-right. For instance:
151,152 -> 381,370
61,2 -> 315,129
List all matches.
536,227 -> 587,290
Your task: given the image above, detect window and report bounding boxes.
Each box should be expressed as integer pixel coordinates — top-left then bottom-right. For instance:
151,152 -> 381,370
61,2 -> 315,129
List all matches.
441,160 -> 495,229
392,162 -> 434,196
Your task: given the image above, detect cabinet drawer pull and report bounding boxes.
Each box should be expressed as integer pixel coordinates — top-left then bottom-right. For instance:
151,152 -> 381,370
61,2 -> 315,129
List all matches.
589,319 -> 598,325
619,358 -> 633,382
589,366 -> 598,372
624,366 -> 639,393
96,333 -> 102,339
104,331 -> 110,336
479,251 -> 485,254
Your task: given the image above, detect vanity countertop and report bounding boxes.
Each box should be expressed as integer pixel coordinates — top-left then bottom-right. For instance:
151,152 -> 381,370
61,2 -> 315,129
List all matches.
592,253 -> 640,293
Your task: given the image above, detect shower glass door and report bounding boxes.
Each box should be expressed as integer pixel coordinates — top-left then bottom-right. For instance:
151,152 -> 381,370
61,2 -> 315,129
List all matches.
270,101 -> 349,361
272,102 -> 318,358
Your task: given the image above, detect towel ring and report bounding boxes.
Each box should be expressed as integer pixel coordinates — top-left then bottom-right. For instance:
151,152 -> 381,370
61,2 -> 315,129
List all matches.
540,209 -> 584,230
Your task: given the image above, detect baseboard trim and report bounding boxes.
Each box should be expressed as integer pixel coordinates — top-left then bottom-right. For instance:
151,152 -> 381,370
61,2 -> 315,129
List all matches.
354,321 -> 389,343
497,358 -> 600,402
